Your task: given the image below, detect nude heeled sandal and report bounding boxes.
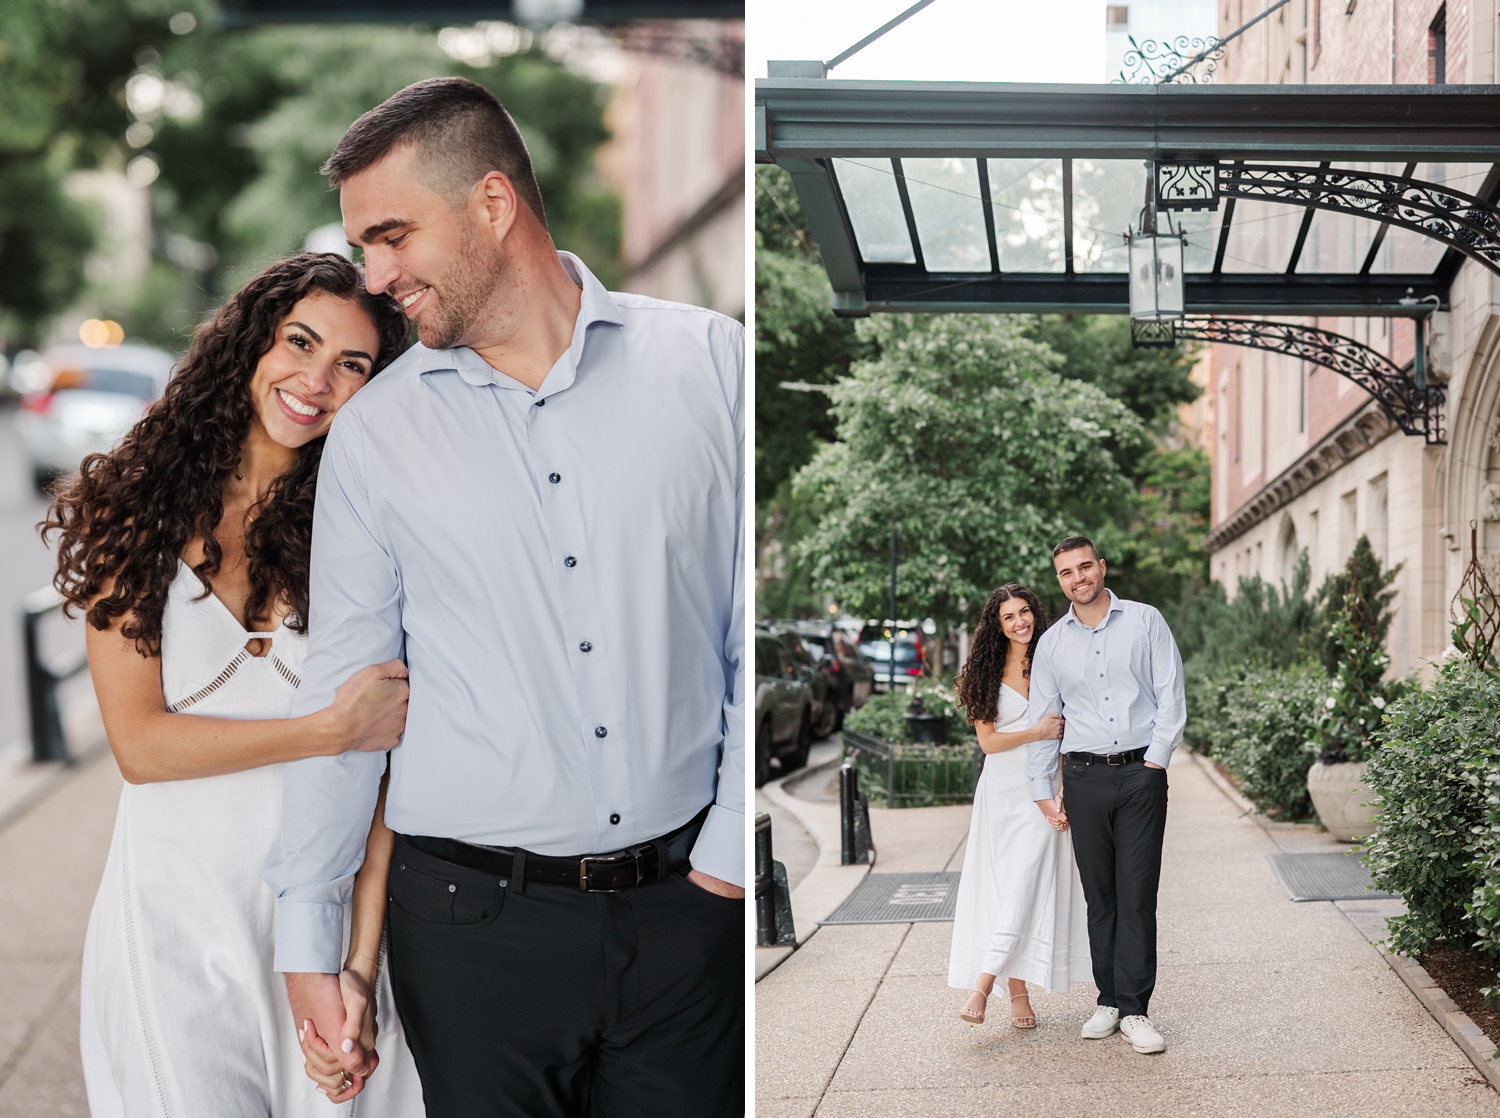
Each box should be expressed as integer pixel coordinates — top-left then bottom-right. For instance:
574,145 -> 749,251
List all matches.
1009,991 -> 1037,1029
958,989 -> 988,1025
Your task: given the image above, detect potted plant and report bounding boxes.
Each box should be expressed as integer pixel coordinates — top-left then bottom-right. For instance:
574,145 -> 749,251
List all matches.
1308,538 -> 1401,841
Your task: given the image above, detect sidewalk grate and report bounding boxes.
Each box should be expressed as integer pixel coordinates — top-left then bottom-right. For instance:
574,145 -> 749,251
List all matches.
819,872 -> 963,924
1268,852 -> 1394,902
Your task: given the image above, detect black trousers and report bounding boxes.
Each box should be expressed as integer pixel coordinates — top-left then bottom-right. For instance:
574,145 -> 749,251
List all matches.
386,834 -> 744,1118
1062,757 -> 1168,1018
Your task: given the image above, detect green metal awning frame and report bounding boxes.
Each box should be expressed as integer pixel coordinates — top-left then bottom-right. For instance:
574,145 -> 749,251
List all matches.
754,80 -> 1500,319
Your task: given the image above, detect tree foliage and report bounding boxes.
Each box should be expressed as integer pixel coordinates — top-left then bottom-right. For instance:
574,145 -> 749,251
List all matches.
0,3 -> 620,346
791,313 -> 1145,630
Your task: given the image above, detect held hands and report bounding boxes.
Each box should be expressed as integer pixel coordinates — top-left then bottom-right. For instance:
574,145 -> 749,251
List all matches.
287,972 -> 377,1104
1032,712 -> 1066,741
1036,797 -> 1069,832
327,660 -> 409,754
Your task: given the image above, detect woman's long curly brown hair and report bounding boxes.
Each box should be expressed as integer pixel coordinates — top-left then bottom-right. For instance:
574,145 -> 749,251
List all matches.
954,583 -> 1050,725
43,253 -> 410,655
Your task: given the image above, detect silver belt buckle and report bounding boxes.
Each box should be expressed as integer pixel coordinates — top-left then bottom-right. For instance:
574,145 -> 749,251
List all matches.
1107,751 -> 1128,766
578,850 -> 642,893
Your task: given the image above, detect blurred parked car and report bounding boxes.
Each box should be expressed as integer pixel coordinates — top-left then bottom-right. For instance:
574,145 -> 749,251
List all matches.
754,628 -> 813,787
858,623 -> 925,690
13,344 -> 175,494
764,624 -> 840,740
768,619 -> 876,734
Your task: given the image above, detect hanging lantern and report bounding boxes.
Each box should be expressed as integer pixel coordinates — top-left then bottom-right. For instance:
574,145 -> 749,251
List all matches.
1128,232 -> 1185,321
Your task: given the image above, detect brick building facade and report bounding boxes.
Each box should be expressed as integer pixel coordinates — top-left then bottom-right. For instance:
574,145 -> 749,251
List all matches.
1204,0 -> 1493,677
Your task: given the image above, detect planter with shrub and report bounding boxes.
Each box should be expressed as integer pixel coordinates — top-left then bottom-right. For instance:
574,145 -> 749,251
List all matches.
843,681 -> 975,807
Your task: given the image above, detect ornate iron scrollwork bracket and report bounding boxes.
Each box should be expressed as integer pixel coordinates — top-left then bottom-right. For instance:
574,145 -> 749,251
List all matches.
1114,35 -> 1224,84
1130,316 -> 1445,443
1155,161 -> 1500,277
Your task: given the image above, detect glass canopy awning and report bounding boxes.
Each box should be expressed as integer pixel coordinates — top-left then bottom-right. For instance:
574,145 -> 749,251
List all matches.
754,81 -> 1500,318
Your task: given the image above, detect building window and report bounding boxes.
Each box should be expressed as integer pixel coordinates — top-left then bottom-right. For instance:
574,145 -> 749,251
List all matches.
1340,489 -> 1358,563
1107,5 -> 1129,30
1369,473 -> 1389,562
1429,5 -> 1447,84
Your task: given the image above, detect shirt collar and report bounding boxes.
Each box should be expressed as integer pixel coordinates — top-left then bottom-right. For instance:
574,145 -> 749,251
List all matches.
412,251 -> 624,391
1064,588 -> 1123,629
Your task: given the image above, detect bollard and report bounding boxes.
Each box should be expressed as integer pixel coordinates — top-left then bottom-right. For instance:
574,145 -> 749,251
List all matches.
23,587 -> 89,764
839,763 -> 872,866
754,812 -> 796,947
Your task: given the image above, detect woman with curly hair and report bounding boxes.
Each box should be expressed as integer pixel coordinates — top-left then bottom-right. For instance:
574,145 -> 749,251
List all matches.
947,583 -> 1091,1030
50,254 -> 424,1115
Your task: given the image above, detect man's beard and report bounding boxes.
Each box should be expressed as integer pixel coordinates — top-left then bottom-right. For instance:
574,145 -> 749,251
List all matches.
417,221 -> 508,350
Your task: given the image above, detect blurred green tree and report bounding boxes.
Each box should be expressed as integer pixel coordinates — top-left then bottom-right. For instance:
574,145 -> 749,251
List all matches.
791,313 -> 1146,636
0,2 -> 620,348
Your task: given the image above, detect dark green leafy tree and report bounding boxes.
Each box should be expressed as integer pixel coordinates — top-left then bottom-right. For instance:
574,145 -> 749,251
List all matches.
791,313 -> 1145,637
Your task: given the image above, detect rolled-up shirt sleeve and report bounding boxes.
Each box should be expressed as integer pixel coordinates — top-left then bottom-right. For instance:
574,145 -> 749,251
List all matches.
1145,608 -> 1186,769
688,318 -> 745,889
1027,635 -> 1064,801
262,413 -> 402,973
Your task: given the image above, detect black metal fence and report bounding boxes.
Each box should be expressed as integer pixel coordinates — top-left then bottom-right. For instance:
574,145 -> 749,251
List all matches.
23,587 -> 89,763
841,729 -> 982,808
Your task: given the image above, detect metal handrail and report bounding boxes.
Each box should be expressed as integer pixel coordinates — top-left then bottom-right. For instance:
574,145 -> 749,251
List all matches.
23,587 -> 89,763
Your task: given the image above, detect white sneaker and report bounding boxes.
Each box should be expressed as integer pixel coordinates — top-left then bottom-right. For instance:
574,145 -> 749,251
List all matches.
1119,1014 -> 1166,1053
1080,1006 -> 1120,1039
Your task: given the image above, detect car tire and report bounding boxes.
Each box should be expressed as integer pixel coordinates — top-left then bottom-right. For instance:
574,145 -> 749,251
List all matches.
755,718 -> 772,788
813,699 -> 839,740
783,709 -> 812,774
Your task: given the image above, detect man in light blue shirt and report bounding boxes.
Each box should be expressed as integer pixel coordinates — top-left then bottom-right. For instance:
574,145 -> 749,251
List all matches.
1027,535 -> 1184,1056
261,78 -> 743,1116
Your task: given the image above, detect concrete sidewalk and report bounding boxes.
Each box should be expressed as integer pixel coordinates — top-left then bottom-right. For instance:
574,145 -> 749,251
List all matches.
0,746 -> 119,1116
755,749 -> 1500,1117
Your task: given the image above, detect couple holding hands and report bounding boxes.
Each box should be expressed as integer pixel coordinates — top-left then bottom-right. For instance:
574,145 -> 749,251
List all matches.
49,78 -> 744,1117
948,537 -> 1185,1056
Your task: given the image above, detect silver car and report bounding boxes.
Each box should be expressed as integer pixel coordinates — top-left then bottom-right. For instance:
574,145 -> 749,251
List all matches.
13,344 -> 175,493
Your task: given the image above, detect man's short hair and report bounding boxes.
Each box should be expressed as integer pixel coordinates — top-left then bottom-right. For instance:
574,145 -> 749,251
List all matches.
323,77 -> 547,227
1052,535 -> 1101,561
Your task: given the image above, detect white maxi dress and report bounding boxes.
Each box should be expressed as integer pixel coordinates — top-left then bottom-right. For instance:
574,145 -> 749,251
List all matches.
948,683 -> 1092,994
79,563 -> 425,1117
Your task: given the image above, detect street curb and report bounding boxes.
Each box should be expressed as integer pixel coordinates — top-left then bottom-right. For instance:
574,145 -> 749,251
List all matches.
1375,945 -> 1500,1093
1191,752 -> 1500,1093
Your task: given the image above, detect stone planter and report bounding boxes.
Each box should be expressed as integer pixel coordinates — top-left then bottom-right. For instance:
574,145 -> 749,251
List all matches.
1306,760 -> 1379,842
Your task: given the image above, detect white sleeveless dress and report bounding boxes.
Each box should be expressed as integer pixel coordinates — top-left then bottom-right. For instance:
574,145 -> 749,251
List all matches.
79,563 -> 424,1117
948,683 -> 1092,993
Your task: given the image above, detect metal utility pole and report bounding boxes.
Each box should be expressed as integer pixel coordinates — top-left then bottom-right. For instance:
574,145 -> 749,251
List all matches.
889,524 -> 898,692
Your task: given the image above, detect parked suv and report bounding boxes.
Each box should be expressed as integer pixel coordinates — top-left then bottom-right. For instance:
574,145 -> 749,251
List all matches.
768,619 -> 876,734
763,624 -> 841,740
857,623 -> 925,690
754,629 -> 813,787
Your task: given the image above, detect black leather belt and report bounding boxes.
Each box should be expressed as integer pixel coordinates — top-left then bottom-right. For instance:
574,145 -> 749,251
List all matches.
1064,747 -> 1149,767
402,803 -> 710,894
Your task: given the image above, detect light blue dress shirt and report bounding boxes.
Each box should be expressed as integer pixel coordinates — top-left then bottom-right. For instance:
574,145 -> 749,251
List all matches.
1026,590 -> 1185,802
264,253 -> 744,973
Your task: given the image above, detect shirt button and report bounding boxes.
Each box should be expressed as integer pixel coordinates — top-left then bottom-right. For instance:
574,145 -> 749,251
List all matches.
610,813 -> 621,825
564,556 -> 577,568
549,472 -> 561,484
536,397 -> 546,407
580,641 -> 592,652
595,726 -> 608,738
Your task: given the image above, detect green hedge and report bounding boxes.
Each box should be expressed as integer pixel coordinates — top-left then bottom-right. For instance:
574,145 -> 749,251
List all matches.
843,680 -> 967,744
1207,663 -> 1330,822
1365,659 -> 1500,959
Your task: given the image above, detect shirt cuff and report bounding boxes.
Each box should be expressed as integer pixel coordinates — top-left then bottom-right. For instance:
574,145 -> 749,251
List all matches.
1031,777 -> 1058,802
273,901 -> 345,974
689,802 -> 745,889
1144,742 -> 1176,769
